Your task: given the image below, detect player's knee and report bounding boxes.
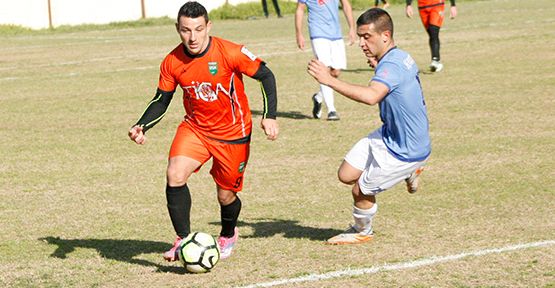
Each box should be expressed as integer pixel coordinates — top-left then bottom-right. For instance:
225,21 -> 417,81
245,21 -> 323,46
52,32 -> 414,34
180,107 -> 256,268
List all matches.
166,166 -> 189,186
428,25 -> 440,38
338,169 -> 357,185
217,189 -> 237,206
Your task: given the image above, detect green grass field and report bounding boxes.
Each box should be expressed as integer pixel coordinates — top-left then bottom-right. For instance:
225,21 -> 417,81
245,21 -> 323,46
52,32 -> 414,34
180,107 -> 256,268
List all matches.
1,0 -> 554,286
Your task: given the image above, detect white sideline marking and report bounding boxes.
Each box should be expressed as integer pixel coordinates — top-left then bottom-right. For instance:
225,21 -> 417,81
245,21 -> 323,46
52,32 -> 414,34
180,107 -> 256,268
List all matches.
239,240 -> 555,288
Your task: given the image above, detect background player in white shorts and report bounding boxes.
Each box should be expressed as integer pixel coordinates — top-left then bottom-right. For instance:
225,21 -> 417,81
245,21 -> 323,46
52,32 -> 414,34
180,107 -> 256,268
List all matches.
307,8 -> 431,244
295,0 -> 356,121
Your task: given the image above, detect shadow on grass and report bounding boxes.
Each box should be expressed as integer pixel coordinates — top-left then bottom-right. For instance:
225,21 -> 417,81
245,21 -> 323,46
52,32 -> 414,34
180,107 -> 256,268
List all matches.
39,236 -> 185,274
342,68 -> 373,73
212,218 -> 343,241
39,219 -> 340,270
251,110 -> 312,119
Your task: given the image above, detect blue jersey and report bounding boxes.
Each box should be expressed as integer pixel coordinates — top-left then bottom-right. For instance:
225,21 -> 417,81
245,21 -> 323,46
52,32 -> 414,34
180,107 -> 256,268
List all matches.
371,47 -> 431,162
298,0 -> 342,40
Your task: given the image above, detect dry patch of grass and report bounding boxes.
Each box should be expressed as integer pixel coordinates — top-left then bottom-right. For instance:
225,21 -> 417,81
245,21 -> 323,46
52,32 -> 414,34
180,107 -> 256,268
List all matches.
1,0 -> 554,286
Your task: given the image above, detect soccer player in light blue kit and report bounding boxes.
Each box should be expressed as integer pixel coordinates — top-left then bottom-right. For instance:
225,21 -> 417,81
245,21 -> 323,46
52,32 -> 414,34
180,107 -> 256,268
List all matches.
295,0 -> 356,121
307,8 -> 431,244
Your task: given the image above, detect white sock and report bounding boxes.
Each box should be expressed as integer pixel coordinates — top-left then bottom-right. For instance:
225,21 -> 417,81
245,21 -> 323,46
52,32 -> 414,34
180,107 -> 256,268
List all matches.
319,84 -> 336,112
314,91 -> 323,103
352,204 -> 377,235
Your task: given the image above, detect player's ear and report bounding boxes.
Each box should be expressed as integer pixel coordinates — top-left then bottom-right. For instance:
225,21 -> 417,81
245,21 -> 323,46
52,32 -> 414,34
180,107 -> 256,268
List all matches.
206,20 -> 212,33
382,30 -> 391,42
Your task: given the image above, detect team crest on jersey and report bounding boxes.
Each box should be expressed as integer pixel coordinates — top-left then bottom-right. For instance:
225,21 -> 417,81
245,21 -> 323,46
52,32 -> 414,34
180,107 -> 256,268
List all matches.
240,46 -> 257,61
208,62 -> 218,75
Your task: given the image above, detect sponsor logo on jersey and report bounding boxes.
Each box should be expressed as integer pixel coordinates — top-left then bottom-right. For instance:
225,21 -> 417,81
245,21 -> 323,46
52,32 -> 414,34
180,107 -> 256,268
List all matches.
208,61 -> 218,75
240,46 -> 257,61
182,81 -> 231,102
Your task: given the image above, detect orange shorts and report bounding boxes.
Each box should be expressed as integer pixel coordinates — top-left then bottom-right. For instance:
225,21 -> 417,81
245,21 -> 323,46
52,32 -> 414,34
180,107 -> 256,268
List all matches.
169,121 -> 250,192
419,5 -> 445,29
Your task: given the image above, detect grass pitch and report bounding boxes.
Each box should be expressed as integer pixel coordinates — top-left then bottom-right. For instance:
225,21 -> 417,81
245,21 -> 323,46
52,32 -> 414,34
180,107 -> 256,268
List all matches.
1,0 -> 554,287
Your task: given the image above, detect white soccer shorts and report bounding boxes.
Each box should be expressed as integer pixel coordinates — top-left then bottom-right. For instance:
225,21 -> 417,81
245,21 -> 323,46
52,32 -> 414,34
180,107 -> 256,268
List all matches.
344,129 -> 427,195
311,38 -> 347,70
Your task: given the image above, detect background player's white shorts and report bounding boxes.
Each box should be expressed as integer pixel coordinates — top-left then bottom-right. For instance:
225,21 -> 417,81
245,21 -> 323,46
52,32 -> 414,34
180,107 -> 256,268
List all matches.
344,129 -> 427,195
311,38 -> 347,70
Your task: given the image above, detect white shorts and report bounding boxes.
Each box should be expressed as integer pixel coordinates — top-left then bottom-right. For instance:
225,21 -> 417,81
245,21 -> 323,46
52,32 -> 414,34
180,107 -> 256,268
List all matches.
344,129 -> 427,195
311,38 -> 347,70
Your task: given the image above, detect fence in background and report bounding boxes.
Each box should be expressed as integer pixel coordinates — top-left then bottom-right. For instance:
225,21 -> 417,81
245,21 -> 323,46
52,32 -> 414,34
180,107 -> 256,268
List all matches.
0,0 -> 258,30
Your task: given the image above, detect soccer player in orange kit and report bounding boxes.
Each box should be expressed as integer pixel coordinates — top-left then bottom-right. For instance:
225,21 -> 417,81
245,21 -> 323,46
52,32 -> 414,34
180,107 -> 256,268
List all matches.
128,1 -> 278,261
406,0 -> 457,72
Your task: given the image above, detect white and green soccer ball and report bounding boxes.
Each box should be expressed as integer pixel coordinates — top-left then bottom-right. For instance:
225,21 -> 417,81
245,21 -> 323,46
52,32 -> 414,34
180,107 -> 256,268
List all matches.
178,232 -> 220,273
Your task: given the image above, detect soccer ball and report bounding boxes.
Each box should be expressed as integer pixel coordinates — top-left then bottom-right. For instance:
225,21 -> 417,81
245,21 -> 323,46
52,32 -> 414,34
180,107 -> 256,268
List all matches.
178,232 -> 220,273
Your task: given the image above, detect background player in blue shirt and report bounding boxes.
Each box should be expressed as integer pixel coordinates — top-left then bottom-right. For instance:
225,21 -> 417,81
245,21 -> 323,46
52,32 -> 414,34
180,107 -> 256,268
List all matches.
295,0 -> 356,121
307,8 -> 431,244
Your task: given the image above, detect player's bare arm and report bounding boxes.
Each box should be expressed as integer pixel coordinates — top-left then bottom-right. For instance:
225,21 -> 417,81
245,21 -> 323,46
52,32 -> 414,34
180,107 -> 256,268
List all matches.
307,58 -> 388,106
340,0 -> 356,45
295,3 -> 306,50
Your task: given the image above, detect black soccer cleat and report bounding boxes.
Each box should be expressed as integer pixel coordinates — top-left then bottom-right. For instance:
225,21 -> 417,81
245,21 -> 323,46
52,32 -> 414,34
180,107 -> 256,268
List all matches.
312,93 -> 322,119
327,111 -> 340,121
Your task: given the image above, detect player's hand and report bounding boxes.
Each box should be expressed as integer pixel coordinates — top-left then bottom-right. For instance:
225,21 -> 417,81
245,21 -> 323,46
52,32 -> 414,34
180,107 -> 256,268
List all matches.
128,125 -> 146,145
405,6 -> 414,18
261,118 -> 279,140
296,33 -> 305,51
450,6 -> 457,19
307,59 -> 333,86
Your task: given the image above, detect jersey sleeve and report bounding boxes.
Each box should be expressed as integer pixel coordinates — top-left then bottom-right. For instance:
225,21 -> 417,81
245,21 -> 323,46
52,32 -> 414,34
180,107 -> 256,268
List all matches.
229,45 -> 264,77
372,61 -> 402,92
158,53 -> 178,92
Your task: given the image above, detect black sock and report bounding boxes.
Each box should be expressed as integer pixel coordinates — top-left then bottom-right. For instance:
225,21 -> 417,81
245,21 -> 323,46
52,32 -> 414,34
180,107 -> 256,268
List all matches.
166,184 -> 191,238
427,25 -> 441,61
220,196 -> 241,237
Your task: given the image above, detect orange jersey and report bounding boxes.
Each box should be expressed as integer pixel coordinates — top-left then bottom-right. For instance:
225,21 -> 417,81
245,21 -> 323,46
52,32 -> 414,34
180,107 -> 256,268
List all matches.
158,37 -> 263,141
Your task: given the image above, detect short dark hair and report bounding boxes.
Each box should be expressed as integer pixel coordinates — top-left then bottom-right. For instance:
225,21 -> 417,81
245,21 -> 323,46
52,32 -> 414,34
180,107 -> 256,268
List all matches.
177,1 -> 209,23
356,8 -> 394,37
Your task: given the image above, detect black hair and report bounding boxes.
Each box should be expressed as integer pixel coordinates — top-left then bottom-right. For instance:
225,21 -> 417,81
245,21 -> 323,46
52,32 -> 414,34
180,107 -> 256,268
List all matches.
177,1 -> 209,23
356,8 -> 394,37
